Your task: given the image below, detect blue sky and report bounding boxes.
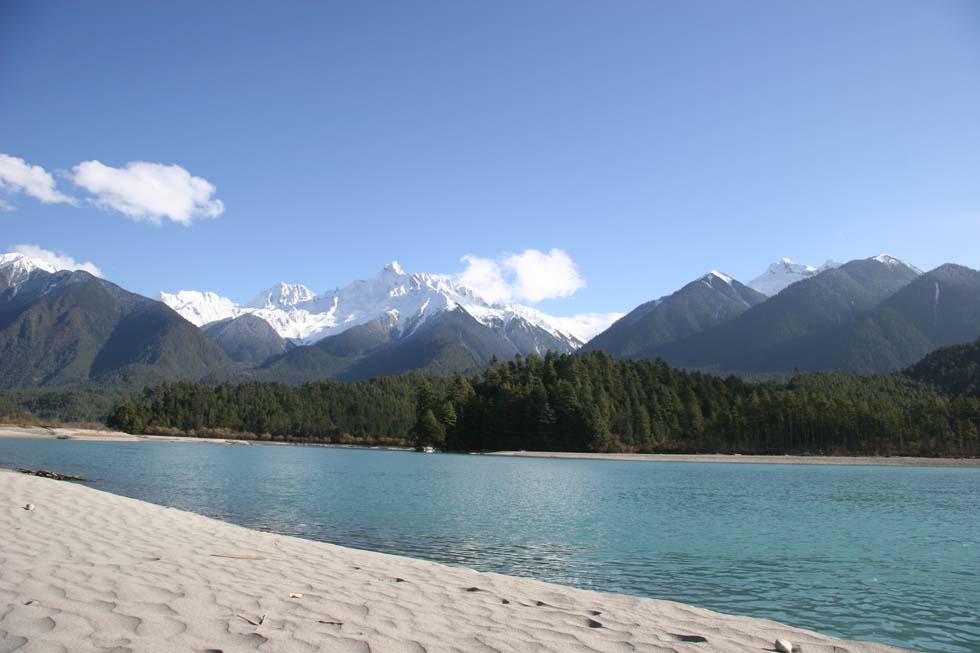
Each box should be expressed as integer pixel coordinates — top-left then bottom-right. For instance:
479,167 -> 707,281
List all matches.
1,0 -> 978,316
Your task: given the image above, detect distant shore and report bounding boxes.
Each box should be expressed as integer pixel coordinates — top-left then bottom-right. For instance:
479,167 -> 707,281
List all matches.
486,450 -> 980,468
3,425 -> 976,468
0,469 -> 911,652
0,424 -> 251,444
0,425 -> 411,450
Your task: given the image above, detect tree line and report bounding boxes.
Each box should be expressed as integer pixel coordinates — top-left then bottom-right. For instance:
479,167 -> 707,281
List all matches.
409,351 -> 979,456
102,350 -> 980,457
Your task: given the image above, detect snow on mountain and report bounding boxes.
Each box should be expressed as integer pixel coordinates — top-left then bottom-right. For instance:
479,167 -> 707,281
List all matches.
0,252 -> 57,291
706,270 -> 734,285
160,261 -> 588,350
871,254 -> 922,273
748,258 -> 841,296
158,290 -> 239,326
247,282 -> 316,310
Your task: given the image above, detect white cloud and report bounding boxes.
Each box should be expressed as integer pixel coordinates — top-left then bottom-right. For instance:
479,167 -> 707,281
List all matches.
554,312 -> 624,342
504,248 -> 585,303
0,154 -> 76,205
458,248 -> 586,304
73,160 -> 224,225
458,254 -> 512,304
9,244 -> 102,277
0,198 -> 14,212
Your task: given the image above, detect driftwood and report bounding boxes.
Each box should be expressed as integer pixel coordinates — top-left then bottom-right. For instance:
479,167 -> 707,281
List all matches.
237,614 -> 260,626
209,553 -> 266,560
17,468 -> 86,482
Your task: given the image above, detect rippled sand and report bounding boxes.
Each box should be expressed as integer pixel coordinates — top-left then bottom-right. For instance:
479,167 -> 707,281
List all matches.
0,470 -> 912,652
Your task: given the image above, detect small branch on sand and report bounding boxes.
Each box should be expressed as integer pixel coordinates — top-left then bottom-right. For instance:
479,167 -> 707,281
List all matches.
237,614 -> 260,626
17,468 -> 86,482
209,553 -> 266,560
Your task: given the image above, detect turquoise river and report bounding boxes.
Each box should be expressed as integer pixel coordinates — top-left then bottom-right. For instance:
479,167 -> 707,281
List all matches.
0,439 -> 977,652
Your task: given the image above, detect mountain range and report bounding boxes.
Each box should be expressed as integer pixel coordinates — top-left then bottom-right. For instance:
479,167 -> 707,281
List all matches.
582,271 -> 768,358
1,251 -> 978,388
644,255 -> 926,373
160,261 -> 598,349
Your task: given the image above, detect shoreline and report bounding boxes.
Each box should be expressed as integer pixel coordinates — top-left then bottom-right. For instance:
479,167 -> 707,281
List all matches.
486,450 -> 980,468
3,425 -> 976,468
0,469 -> 911,652
0,425 -> 413,451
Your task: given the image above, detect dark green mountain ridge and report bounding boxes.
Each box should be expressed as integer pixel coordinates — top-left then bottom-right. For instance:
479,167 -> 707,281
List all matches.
582,272 -> 767,358
0,269 -> 236,388
632,256 -> 923,372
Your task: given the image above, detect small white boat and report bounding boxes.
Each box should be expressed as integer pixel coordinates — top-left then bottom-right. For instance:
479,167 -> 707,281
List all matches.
422,446 -> 436,454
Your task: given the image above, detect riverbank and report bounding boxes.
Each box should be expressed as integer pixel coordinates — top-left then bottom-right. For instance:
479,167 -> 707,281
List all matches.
0,425 -> 412,450
3,425 -> 976,467
488,450 -> 980,468
0,424 -> 251,444
0,469 -> 909,652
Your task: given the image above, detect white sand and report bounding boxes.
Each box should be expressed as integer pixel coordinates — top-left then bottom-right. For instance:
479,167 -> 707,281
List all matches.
0,471 -> 911,652
0,425 -> 251,445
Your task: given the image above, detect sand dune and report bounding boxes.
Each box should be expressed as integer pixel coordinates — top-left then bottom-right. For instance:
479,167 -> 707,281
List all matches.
0,470 -> 910,652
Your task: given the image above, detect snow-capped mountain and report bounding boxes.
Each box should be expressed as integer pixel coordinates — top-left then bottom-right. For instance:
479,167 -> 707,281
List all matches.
748,258 -> 841,296
160,261 -> 590,352
247,282 -> 316,310
871,254 -> 922,274
157,290 -> 239,327
0,252 -> 56,292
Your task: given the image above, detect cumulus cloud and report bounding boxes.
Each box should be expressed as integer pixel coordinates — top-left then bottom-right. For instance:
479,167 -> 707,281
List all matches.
0,154 -> 76,206
458,248 -> 586,304
458,255 -> 512,304
73,160 -> 224,225
554,312 -> 625,342
10,244 -> 102,277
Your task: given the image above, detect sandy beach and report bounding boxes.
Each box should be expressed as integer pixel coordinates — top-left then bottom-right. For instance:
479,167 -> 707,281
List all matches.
488,450 -> 980,468
0,425 -> 252,445
0,470 -> 912,652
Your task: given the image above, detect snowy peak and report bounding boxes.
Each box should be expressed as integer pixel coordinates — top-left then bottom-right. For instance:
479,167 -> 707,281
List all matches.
705,270 -> 734,285
383,260 -> 405,275
160,261 -> 585,353
158,290 -> 238,326
247,282 -> 315,310
0,252 -> 57,274
748,258 -> 841,297
1,253 -> 58,292
870,254 -> 921,273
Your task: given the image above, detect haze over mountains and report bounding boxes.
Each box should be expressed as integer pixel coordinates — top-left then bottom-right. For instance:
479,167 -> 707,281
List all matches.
1,250 -> 978,388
